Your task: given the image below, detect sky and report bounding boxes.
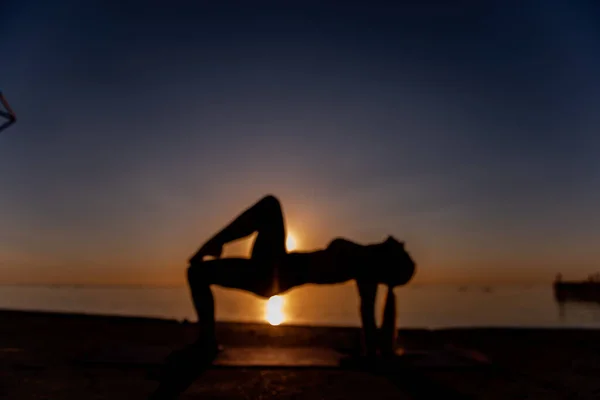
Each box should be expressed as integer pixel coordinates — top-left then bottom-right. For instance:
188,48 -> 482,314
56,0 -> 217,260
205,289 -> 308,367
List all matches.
1,1 -> 600,285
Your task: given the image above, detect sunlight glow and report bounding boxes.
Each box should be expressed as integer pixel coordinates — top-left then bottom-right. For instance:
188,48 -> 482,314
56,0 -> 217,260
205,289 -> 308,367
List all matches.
265,295 -> 285,326
286,234 -> 297,252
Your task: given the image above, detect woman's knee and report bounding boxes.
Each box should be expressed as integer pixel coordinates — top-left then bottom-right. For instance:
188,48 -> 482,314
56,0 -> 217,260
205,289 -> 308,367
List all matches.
187,264 -> 210,286
258,194 -> 281,214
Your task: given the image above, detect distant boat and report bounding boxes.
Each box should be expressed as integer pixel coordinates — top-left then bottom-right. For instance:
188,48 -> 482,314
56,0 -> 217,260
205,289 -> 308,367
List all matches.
553,273 -> 600,304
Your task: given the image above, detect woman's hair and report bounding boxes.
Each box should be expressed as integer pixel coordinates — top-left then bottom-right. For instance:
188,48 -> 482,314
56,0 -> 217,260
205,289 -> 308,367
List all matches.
378,236 -> 416,287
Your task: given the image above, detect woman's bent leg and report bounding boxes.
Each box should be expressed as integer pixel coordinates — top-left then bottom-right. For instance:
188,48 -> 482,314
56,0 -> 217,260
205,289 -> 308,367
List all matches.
190,195 -> 286,264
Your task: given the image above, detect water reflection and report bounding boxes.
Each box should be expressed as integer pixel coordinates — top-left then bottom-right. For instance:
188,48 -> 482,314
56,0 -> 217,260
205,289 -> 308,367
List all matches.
265,295 -> 285,325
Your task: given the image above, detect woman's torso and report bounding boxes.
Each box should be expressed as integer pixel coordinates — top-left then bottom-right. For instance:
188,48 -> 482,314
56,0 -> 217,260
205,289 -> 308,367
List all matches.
279,240 -> 362,290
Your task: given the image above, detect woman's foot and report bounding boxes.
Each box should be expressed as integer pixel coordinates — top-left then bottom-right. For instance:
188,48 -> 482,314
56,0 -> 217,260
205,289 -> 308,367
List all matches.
189,240 -> 223,264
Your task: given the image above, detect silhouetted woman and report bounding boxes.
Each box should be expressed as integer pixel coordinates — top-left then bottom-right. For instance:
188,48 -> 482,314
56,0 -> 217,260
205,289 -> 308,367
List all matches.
187,195 -> 416,355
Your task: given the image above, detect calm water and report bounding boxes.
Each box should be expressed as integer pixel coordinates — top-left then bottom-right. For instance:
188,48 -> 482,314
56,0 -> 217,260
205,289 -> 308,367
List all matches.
1,283 -> 600,329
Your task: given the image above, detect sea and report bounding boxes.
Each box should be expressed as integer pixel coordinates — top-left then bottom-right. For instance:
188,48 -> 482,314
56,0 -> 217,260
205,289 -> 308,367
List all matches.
1,283 -> 600,329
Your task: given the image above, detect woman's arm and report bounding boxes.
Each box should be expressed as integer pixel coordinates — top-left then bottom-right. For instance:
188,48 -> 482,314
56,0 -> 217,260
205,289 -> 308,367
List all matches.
356,279 -> 378,357
379,285 -> 397,356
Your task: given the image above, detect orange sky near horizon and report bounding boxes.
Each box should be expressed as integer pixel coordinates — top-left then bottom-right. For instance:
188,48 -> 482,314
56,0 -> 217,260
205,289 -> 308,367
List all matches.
0,218 -> 589,287
1,188 -> 596,286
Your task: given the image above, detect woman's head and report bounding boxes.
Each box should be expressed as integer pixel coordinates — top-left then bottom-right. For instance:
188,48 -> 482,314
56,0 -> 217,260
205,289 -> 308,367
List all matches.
373,236 -> 416,287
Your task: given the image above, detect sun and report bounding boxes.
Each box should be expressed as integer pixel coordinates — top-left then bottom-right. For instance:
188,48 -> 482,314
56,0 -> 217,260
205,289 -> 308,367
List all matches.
286,234 -> 297,252
265,295 -> 285,326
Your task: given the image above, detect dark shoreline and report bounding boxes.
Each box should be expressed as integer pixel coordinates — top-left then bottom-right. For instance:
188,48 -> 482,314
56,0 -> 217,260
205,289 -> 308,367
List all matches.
3,309 -> 600,399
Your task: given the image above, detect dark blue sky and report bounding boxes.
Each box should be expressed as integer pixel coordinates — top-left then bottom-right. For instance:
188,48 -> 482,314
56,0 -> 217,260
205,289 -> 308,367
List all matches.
1,1 -> 600,284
